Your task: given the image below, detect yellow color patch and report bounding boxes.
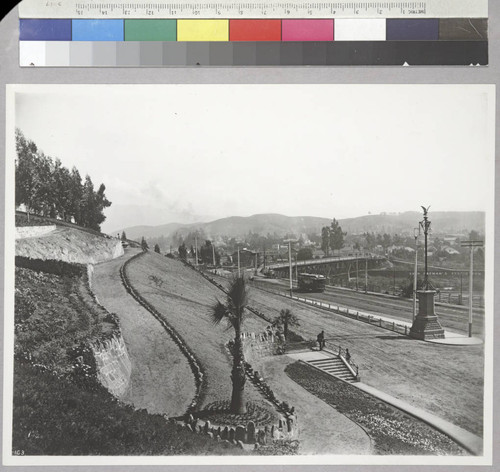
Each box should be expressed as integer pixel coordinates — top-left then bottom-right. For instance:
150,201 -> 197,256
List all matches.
177,20 -> 229,41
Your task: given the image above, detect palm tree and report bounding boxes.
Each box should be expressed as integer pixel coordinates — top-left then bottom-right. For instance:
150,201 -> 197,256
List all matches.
211,276 -> 248,414
274,308 -> 300,341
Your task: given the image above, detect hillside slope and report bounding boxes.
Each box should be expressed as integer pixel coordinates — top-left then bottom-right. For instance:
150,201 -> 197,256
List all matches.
125,251 -> 270,408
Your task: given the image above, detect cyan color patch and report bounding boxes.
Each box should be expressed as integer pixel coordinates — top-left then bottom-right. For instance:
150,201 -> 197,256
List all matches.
72,20 -> 124,41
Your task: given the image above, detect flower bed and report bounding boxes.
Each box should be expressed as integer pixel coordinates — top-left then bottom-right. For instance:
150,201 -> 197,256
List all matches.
285,361 -> 468,456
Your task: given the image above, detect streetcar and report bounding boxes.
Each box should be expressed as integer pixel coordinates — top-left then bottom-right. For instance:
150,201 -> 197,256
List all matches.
297,273 -> 326,292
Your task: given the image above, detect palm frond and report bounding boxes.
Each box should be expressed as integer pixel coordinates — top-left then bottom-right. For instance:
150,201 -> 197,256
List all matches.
211,299 -> 229,326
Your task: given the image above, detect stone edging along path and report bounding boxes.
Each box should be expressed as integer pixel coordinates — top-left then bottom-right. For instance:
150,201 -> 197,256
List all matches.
119,251 -> 205,414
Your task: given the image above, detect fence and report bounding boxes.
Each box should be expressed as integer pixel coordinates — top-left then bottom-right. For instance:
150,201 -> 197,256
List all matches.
248,278 -> 411,338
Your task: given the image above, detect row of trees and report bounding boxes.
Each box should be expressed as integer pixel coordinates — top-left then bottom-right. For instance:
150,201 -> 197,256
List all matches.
177,239 -> 221,265
15,129 -> 111,231
321,218 -> 346,256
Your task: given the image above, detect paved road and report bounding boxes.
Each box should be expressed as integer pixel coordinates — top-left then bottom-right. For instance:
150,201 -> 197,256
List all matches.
252,278 -> 485,337
92,249 -> 196,417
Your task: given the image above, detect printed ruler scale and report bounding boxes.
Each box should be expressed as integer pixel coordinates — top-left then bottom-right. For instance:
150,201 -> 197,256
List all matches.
18,0 -> 488,66
19,0 -> 487,18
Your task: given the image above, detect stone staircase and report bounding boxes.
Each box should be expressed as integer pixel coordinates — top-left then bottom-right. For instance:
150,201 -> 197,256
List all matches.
307,356 -> 358,383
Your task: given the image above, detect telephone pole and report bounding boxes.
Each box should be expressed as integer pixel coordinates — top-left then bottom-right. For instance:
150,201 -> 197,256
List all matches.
460,240 -> 483,337
195,235 -> 198,268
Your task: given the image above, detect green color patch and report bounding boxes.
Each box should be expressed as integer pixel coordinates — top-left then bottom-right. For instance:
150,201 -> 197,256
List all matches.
124,19 -> 177,41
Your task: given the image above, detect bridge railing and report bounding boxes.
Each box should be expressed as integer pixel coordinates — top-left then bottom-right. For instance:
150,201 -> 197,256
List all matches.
267,253 -> 381,270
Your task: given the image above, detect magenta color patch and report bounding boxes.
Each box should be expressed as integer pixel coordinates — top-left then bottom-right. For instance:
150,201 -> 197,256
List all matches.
282,20 -> 334,41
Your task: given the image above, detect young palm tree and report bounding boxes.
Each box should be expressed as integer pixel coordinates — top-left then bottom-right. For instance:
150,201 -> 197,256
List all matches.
274,308 -> 300,341
211,276 -> 248,414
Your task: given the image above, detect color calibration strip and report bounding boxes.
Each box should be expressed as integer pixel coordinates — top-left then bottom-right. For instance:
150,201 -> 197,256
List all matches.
19,18 -> 488,66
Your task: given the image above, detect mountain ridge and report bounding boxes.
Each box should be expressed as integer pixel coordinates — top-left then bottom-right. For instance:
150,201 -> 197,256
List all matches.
116,211 -> 485,242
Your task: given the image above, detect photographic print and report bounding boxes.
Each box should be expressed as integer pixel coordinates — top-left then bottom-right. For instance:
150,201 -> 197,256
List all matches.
3,84 -> 495,466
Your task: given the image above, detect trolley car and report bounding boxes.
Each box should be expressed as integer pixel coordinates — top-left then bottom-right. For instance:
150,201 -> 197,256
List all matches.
298,273 -> 326,292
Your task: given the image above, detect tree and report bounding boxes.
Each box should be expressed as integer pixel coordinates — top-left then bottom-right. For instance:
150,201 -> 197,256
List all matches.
154,244 -> 161,254
321,226 -> 330,256
178,242 -> 187,260
141,237 -> 149,251
297,248 -> 313,261
15,129 -> 39,220
121,231 -> 127,241
273,309 -> 300,341
329,219 -> 346,255
382,233 -> 392,249
210,276 -> 249,414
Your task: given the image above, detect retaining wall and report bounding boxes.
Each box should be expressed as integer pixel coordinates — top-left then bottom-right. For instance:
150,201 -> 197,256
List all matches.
241,331 -> 283,362
179,412 -> 298,446
91,334 -> 132,398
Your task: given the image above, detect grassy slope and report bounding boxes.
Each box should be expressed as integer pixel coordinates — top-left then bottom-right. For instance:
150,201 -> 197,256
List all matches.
13,266 -> 243,456
126,252 -> 270,408
15,267 -> 114,373
240,285 -> 483,437
13,364 -> 245,456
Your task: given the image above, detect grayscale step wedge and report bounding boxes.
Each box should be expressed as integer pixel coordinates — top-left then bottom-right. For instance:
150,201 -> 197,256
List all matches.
308,356 -> 358,383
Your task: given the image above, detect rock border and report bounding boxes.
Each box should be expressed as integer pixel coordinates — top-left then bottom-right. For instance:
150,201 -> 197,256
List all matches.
120,251 -> 206,413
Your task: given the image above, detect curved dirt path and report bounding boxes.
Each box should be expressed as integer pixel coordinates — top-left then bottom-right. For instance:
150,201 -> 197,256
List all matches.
255,355 -> 372,455
92,249 -> 195,417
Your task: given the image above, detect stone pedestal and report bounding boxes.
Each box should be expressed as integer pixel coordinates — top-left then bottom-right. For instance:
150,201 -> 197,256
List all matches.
409,290 -> 445,340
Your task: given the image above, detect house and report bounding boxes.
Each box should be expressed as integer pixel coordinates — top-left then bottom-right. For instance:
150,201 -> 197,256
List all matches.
231,249 -> 260,268
312,249 -> 326,259
443,246 -> 460,255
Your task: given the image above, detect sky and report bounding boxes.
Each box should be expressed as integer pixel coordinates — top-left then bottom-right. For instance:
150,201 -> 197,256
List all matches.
12,84 -> 494,232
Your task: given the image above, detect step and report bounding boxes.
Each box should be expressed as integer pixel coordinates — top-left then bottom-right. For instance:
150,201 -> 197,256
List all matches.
307,356 -> 357,383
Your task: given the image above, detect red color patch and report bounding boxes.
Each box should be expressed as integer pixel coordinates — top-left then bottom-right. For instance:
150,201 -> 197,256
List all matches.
229,20 -> 282,41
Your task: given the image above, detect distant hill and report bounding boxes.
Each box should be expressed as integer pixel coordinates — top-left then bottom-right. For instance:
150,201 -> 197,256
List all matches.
117,211 -> 484,242
338,211 -> 485,235
118,214 -> 330,241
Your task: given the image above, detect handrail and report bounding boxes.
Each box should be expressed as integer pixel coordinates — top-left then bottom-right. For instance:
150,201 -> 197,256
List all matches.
323,342 -> 359,377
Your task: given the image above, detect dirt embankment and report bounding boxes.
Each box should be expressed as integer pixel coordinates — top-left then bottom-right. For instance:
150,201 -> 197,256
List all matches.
16,226 -> 123,264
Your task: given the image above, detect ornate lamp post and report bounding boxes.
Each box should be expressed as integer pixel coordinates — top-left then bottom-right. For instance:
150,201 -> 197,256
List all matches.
409,206 -> 445,340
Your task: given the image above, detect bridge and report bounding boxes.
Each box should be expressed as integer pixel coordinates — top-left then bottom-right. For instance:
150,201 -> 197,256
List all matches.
266,254 -> 386,278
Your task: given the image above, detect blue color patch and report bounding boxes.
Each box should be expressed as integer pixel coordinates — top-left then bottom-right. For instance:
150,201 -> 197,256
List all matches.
20,19 -> 72,41
72,20 -> 124,41
386,19 -> 439,41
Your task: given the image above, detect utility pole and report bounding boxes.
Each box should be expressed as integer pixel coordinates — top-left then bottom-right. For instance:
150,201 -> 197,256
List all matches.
413,227 -> 420,322
212,242 -> 216,266
195,235 -> 198,268
461,240 -> 483,337
237,246 -> 241,277
365,258 -> 368,293
459,272 -> 463,305
284,239 -> 296,295
355,254 -> 359,291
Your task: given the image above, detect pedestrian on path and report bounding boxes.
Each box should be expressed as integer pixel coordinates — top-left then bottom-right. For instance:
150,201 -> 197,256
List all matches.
317,330 -> 325,350
345,348 -> 351,363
